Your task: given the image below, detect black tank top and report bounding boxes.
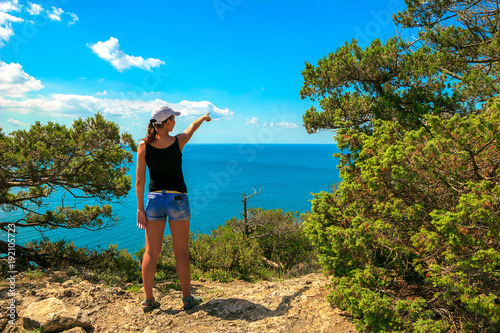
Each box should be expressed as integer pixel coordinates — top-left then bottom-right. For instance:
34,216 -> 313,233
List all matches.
145,136 -> 187,193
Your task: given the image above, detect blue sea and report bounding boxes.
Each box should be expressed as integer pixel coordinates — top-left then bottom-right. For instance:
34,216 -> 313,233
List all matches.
4,144 -> 341,255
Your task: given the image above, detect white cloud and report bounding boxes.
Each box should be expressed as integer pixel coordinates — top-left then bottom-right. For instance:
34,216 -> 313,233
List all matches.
245,116 -> 270,127
0,0 -> 23,46
0,61 -> 43,97
173,100 -> 233,119
0,94 -> 234,121
0,94 -> 155,117
245,116 -> 261,126
68,12 -> 78,25
274,121 -> 298,129
25,3 -> 77,25
88,37 -> 165,72
47,6 -> 63,21
245,117 -> 297,129
0,61 -> 232,122
7,118 -> 29,127
0,0 -> 19,13
26,2 -> 43,15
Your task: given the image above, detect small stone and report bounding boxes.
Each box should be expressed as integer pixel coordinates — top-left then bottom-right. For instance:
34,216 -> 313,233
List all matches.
22,297 -> 91,332
193,311 -> 206,319
61,280 -> 75,288
123,304 -> 142,316
62,327 -> 87,333
57,288 -> 80,298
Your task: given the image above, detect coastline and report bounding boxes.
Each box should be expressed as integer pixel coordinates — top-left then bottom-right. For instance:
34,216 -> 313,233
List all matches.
3,144 -> 340,255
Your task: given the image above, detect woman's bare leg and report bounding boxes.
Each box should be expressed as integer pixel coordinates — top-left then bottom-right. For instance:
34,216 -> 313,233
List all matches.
142,219 -> 167,300
168,218 -> 191,299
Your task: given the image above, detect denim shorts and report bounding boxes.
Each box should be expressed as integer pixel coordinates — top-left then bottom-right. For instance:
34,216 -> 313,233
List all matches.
145,192 -> 191,221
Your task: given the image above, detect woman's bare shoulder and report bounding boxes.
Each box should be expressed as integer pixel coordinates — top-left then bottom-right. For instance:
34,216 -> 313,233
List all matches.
137,140 -> 147,151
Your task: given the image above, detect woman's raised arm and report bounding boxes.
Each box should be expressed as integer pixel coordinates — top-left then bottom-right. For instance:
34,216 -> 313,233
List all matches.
177,113 -> 211,150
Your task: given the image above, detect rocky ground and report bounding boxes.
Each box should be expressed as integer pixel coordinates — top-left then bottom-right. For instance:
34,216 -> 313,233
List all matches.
0,271 -> 358,333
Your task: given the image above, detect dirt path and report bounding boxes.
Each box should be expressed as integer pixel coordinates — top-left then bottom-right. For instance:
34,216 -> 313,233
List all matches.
1,271 -> 358,332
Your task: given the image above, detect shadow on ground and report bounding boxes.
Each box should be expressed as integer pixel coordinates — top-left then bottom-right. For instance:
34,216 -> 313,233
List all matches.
164,286 -> 310,321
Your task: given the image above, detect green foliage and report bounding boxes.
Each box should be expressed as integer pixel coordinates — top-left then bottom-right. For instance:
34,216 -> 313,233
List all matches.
15,209 -> 315,285
126,284 -> 142,294
191,225 -> 270,282
25,239 -> 140,283
135,227 -> 269,283
134,208 -> 316,283
329,274 -> 452,333
135,229 -> 262,283
301,1 -> 499,139
301,1 -> 500,331
0,113 -> 136,269
227,207 -> 318,275
136,234 -> 180,281
19,329 -> 44,333
304,106 -> 500,331
24,269 -> 44,280
161,282 -> 182,292
97,244 -> 141,284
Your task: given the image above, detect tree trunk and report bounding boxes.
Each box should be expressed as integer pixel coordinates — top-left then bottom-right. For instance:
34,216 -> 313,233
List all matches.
0,240 -> 49,270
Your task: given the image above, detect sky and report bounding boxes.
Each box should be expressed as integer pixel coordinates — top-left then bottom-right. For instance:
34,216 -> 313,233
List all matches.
0,0 -> 405,144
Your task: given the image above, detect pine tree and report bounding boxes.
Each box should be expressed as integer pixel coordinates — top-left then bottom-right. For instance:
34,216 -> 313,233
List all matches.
0,114 -> 137,268
301,1 -> 500,331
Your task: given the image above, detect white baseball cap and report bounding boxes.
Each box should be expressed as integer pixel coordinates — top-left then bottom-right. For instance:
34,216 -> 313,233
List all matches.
150,105 -> 181,124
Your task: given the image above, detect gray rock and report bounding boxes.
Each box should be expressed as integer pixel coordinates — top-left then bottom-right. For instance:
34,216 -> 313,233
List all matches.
22,297 -> 91,332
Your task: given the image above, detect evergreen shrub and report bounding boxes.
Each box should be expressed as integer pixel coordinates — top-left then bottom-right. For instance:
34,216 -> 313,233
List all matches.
26,239 -> 140,283
304,106 -> 500,332
190,225 -> 271,282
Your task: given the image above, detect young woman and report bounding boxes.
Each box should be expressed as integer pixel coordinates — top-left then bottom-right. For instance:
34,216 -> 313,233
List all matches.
136,105 -> 211,312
